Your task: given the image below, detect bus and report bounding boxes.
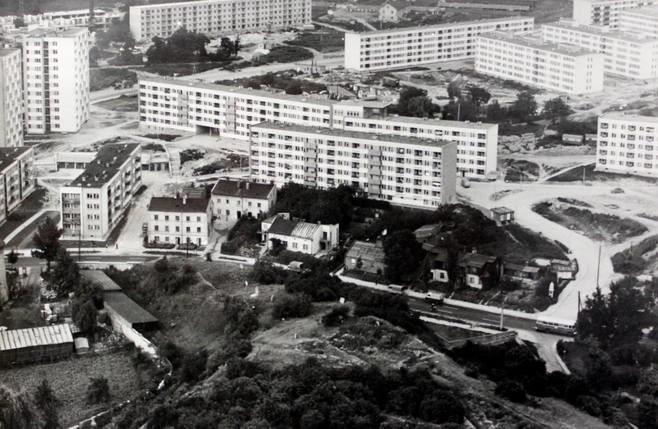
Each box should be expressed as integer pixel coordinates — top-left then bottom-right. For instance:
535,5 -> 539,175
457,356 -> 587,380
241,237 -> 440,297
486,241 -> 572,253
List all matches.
535,316 -> 576,336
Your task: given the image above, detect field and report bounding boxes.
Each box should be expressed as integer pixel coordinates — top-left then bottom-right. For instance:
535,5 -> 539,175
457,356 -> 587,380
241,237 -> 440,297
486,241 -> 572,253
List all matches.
95,95 -> 139,113
89,68 -> 137,92
287,28 -> 345,53
503,159 -> 540,182
611,235 -> 658,276
0,351 -> 141,427
548,163 -> 658,183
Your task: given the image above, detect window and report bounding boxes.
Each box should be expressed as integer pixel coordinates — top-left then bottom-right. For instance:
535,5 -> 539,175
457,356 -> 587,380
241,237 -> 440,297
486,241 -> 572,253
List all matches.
154,214 -> 159,220
196,227 -> 201,233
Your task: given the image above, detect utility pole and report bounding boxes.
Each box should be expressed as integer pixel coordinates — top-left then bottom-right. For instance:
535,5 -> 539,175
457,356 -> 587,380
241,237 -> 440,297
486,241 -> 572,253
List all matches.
499,296 -> 507,330
595,245 -> 601,287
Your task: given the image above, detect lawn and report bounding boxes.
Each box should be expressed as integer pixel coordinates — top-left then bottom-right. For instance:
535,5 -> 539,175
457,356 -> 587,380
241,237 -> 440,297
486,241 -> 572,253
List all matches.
287,29 -> 345,53
611,235 -> 658,275
143,60 -> 233,77
95,95 -> 139,112
503,159 -> 540,182
90,68 -> 137,92
0,351 -> 141,427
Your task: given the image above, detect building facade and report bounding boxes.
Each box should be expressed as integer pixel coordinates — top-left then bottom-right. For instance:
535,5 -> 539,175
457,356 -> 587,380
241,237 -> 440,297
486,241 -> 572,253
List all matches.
0,9 -> 121,32
0,49 -> 23,148
250,122 -> 457,210
138,77 -> 499,179
211,179 -> 276,222
618,6 -> 658,37
0,147 -> 36,225
343,16 -> 534,71
21,27 -> 90,135
572,0 -> 658,27
541,20 -> 658,79
261,213 -> 339,255
596,113 -> 658,177
475,32 -> 605,94
60,144 -> 142,242
129,0 -> 312,41
147,196 -> 212,246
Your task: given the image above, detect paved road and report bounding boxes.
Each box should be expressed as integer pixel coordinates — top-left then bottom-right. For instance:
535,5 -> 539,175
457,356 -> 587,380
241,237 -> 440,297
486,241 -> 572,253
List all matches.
14,254 -> 159,269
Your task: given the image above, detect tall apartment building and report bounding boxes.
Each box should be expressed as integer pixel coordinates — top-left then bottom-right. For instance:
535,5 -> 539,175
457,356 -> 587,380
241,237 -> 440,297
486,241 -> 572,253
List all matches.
475,32 -> 605,94
343,16 -> 534,71
250,122 -> 458,210
60,144 -> 142,242
0,49 -> 23,148
542,20 -> 658,79
20,27 -> 90,135
596,113 -> 658,178
129,0 -> 312,41
138,77 -> 498,179
572,0 -> 658,27
618,6 -> 658,37
0,9 -> 121,32
0,147 -> 36,225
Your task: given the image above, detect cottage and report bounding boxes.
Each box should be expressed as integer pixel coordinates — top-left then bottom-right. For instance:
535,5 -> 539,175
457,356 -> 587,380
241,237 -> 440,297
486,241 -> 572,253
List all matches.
458,253 -> 502,289
490,207 -> 515,225
0,324 -> 74,367
414,223 -> 443,243
261,213 -> 339,255
503,263 -> 541,282
379,3 -> 400,22
211,179 -> 277,223
147,195 -> 212,246
344,241 -> 386,275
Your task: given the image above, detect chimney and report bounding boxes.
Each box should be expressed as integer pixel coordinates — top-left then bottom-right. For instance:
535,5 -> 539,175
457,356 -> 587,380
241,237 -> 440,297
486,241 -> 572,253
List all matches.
183,194 -> 187,205
245,182 -> 250,190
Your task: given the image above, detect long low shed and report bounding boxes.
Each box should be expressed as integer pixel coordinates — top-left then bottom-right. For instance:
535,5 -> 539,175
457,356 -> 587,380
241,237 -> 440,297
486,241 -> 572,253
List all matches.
0,324 -> 74,367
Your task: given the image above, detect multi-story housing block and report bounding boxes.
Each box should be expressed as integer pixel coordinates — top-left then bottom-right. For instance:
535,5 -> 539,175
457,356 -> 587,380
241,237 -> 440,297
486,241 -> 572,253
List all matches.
250,122 -> 457,210
21,27 -> 90,134
0,49 -> 23,148
147,196 -> 212,246
475,32 -> 605,94
618,6 -> 658,37
542,20 -> 658,79
0,147 -> 36,225
0,9 -> 121,32
572,0 -> 658,27
139,77 -> 499,179
129,0 -> 312,41
596,113 -> 658,178
211,179 -> 276,222
60,144 -> 142,242
343,16 -> 534,71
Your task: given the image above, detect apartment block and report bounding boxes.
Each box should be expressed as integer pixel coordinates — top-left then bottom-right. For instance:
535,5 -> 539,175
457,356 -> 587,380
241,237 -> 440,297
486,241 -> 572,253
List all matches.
572,0 -> 658,27
129,0 -> 311,41
0,9 -> 121,32
0,147 -> 36,225
618,6 -> 658,37
60,144 -> 142,242
147,196 -> 212,246
475,32 -> 605,94
542,20 -> 658,79
596,113 -> 658,178
343,16 -> 534,71
250,122 -> 458,210
138,77 -> 498,179
0,49 -> 23,148
21,27 -> 90,135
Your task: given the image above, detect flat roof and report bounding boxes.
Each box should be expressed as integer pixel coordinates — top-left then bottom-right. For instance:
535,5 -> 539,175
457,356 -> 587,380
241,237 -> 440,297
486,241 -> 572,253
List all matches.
383,114 -> 496,130
131,0 -> 236,9
80,270 -> 122,292
0,48 -> 19,57
0,147 -> 31,172
148,196 -> 210,213
544,20 -> 658,43
599,112 -> 658,123
479,31 -> 600,56
0,324 -> 73,352
620,4 -> 658,17
252,121 -> 455,148
22,26 -> 87,38
69,143 -> 140,188
335,99 -> 392,109
348,16 -> 532,36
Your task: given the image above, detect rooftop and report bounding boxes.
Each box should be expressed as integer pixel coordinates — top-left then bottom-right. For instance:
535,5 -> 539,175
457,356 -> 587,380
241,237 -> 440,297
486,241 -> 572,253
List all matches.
69,143 -> 140,188
0,48 -> 19,57
22,26 -> 88,38
264,215 -> 325,240
459,253 -> 498,268
334,99 -> 392,109
491,206 -> 514,215
131,0 -> 240,9
104,292 -> 159,327
211,179 -> 275,199
544,20 -> 658,43
480,31 -> 601,56
0,147 -> 32,172
80,270 -> 122,292
599,112 -> 658,124
148,196 -> 210,213
621,5 -> 658,17
0,324 -> 73,352
252,122 -> 455,148
346,241 -> 386,262
349,16 -> 532,36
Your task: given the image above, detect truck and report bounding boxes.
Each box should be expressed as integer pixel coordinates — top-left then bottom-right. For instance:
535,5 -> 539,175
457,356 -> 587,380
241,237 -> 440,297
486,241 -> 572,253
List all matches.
424,292 -> 445,304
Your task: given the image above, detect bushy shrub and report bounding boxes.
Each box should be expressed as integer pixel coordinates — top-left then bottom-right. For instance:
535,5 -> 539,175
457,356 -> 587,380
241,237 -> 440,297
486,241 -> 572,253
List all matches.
86,377 -> 111,404
495,380 -> 527,403
272,293 -> 312,319
321,305 -> 350,327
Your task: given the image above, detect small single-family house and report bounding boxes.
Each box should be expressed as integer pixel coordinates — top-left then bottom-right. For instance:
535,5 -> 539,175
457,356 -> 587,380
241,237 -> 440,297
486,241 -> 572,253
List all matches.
414,223 -> 443,243
490,207 -> 514,225
211,179 -> 277,223
344,240 -> 386,275
503,263 -> 542,282
261,214 -> 339,255
378,3 -> 400,22
458,252 -> 502,289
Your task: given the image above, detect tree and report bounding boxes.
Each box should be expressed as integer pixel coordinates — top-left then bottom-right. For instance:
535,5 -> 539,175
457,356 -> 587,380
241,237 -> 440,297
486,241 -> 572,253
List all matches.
510,91 -> 537,123
383,230 -> 424,282
543,97 -> 573,124
74,300 -> 98,336
51,248 -> 80,297
447,80 -> 462,99
395,86 -> 437,118
34,380 -> 61,429
0,384 -> 39,428
6,250 -> 18,265
86,377 -> 110,404
468,86 -> 491,106
442,99 -> 478,122
272,293 -> 312,319
486,100 -> 507,122
32,217 -> 62,271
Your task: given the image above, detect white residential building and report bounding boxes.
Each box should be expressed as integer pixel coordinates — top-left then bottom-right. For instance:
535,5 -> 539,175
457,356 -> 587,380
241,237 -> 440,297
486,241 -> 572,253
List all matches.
378,3 -> 400,23
60,144 -> 142,242
572,0 -> 658,27
596,113 -> 658,178
147,196 -> 212,246
0,147 -> 36,225
343,16 -> 534,71
542,20 -> 658,79
250,122 -> 458,210
129,0 -> 312,41
261,213 -> 339,255
0,49 -> 23,148
0,9 -> 121,32
138,77 -> 499,179
475,32 -> 605,94
20,27 -> 90,135
618,6 -> 658,37
211,179 -> 276,222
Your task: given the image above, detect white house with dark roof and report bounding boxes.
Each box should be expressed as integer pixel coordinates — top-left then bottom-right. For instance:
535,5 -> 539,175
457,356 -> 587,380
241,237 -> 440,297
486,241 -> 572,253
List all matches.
261,213 -> 339,255
211,179 -> 277,223
147,195 -> 212,246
